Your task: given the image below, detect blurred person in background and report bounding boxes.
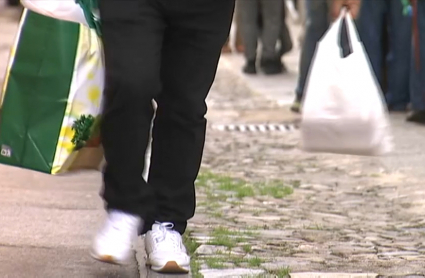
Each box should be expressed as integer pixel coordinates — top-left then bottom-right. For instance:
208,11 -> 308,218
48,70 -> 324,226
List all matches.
407,0 -> 425,123
278,7 -> 294,59
222,4 -> 244,54
6,0 -> 19,6
239,0 -> 284,75
291,0 -> 361,113
258,3 -> 294,72
291,0 -> 330,113
357,0 -> 412,112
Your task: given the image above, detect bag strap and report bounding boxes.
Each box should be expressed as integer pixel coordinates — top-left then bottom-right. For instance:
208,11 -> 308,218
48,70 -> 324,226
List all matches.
345,12 -> 360,44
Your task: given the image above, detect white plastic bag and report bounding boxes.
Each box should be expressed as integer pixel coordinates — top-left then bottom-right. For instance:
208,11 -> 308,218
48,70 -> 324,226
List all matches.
300,10 -> 393,156
20,0 -> 89,26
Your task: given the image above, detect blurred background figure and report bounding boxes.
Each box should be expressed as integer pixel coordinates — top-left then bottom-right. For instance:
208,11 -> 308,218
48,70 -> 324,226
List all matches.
238,0 -> 284,75
278,6 -> 294,59
357,0 -> 411,112
6,0 -> 19,6
291,0 -> 330,113
407,0 -> 425,123
258,3 -> 293,72
222,4 -> 244,54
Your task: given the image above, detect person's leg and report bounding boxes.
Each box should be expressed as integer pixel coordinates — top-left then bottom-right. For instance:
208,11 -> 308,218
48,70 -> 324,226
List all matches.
235,1 -> 245,53
356,0 -> 385,92
386,0 -> 412,111
222,37 -> 232,53
238,0 -> 259,74
291,0 -> 329,112
145,0 -> 234,235
407,0 -> 425,123
279,3 -> 293,57
143,0 -> 235,273
259,0 -> 284,74
92,0 -> 165,265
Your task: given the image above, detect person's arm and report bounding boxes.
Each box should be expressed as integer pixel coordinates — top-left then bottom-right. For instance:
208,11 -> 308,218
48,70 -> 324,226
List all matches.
330,0 -> 361,20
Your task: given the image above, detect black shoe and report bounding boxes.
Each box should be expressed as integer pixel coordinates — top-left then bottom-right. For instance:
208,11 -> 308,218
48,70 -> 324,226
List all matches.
261,59 -> 283,75
243,60 -> 256,74
407,110 -> 425,124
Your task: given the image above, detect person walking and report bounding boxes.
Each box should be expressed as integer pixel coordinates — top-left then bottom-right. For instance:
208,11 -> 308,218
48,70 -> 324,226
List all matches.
239,0 -> 284,74
407,0 -> 425,123
91,0 -> 234,273
291,0 -> 361,113
222,3 -> 244,54
357,0 -> 412,112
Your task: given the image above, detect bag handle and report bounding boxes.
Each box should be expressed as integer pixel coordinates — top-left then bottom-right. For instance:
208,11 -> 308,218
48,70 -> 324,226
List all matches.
336,8 -> 361,56
344,11 -> 360,44
320,8 -> 361,57
325,9 -> 358,45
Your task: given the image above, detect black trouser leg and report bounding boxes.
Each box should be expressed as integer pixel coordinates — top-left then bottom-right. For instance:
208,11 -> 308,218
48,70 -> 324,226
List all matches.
99,0 -> 165,220
145,0 -> 235,234
100,0 -> 234,234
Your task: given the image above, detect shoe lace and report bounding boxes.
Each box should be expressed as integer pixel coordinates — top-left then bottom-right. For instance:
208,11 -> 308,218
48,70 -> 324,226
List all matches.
152,222 -> 181,251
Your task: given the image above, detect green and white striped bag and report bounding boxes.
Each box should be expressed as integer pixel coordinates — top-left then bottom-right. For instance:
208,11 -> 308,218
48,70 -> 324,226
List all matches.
0,10 -> 104,174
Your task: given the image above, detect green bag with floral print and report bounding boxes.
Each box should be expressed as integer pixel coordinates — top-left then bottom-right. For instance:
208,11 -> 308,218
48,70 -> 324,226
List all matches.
0,10 -> 104,174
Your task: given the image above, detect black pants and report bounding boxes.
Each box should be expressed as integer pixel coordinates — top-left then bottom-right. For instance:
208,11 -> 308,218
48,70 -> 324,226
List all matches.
99,0 -> 234,234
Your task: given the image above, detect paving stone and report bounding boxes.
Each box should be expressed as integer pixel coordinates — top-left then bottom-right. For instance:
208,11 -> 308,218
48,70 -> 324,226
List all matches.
195,245 -> 228,255
200,268 -> 265,278
291,273 -> 378,278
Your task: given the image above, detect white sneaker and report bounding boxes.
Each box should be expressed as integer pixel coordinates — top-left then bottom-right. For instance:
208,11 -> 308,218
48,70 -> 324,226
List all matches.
91,210 -> 142,265
145,222 -> 190,273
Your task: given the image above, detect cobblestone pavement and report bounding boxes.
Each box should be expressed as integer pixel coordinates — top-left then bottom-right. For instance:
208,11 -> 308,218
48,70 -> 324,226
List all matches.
190,49 -> 425,278
191,66 -> 425,276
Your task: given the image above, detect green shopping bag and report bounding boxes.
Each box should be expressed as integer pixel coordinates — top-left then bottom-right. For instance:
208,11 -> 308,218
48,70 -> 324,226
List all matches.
0,10 -> 104,174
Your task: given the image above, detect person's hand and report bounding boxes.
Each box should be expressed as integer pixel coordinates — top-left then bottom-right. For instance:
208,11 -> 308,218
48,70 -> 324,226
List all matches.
331,0 -> 361,21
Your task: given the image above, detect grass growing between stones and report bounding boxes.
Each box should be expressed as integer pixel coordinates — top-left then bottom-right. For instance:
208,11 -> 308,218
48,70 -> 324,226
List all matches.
208,226 -> 258,249
193,171 -> 296,275
204,255 -> 265,269
242,244 -> 252,253
259,181 -> 294,198
201,226 -> 267,271
196,171 -> 295,200
267,267 -> 291,277
205,257 -> 226,269
183,231 -> 202,278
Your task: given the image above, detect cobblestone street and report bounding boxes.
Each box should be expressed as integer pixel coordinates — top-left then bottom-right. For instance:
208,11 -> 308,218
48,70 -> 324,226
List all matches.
192,63 -> 425,275
1,2 -> 425,278
189,17 -> 425,278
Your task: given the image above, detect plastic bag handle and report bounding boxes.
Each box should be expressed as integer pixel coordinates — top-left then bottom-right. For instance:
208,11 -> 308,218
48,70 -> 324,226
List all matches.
335,8 -> 362,57
345,11 -> 360,44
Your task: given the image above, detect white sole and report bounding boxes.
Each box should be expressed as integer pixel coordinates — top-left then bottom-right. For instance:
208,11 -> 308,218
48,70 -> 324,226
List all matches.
147,260 -> 190,274
90,251 -> 127,265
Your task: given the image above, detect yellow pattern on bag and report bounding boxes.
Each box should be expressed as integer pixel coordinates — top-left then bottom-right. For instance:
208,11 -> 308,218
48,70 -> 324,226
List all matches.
51,24 -> 104,174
